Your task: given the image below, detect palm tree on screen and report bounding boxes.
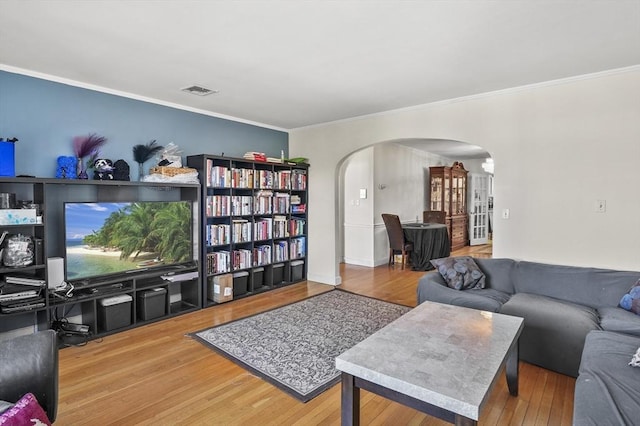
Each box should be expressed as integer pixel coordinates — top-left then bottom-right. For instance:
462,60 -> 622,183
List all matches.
151,202 -> 191,262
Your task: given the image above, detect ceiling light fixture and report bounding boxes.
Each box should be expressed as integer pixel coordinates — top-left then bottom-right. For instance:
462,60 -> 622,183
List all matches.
481,158 -> 494,174
181,85 -> 219,96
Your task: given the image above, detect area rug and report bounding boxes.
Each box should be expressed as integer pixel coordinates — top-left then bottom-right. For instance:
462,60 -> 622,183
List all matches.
191,289 -> 411,402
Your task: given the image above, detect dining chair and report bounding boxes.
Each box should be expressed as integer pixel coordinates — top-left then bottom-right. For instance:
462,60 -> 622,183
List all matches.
423,210 -> 446,224
381,214 -> 413,269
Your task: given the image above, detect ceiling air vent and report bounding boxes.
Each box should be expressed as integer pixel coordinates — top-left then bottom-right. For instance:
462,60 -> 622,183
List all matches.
181,85 -> 219,96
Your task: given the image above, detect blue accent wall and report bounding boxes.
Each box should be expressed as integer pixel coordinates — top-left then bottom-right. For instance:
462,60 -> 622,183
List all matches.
0,71 -> 288,178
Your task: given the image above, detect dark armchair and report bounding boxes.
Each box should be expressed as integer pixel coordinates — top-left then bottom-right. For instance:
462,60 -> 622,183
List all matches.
0,330 -> 58,422
423,210 -> 446,224
381,214 -> 413,269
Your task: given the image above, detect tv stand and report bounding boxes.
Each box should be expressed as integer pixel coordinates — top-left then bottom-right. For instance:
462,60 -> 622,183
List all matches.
49,263 -> 200,340
0,177 -> 201,343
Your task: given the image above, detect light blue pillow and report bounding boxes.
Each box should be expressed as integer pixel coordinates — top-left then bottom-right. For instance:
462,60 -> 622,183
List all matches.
619,279 -> 640,316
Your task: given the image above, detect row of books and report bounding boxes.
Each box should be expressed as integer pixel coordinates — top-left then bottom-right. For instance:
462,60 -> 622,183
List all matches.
206,218 -> 305,246
206,224 -> 230,246
207,194 -> 298,217
232,249 -> 252,269
205,160 -> 307,190
231,220 -> 252,243
205,245 -> 282,274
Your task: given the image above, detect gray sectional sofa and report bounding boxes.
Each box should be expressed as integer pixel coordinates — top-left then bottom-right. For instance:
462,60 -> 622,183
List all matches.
417,257 -> 640,424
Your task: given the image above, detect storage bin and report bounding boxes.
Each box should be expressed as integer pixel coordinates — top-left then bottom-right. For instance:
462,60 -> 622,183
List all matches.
137,287 -> 167,320
0,141 -> 15,177
233,271 -> 249,296
98,294 -> 133,331
272,263 -> 285,284
253,267 -> 264,290
291,260 -> 305,281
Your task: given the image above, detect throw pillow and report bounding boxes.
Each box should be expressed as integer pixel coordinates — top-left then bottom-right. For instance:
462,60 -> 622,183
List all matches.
619,279 -> 640,316
0,393 -> 50,426
431,256 -> 486,290
630,347 -> 640,367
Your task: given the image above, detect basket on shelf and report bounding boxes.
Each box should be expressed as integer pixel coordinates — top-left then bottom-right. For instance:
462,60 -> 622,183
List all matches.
149,166 -> 197,177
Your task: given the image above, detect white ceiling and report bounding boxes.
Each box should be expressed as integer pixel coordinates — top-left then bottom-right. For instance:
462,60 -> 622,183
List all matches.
1,1 -> 639,157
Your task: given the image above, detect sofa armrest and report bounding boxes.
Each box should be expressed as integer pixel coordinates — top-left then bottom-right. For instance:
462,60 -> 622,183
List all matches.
0,330 -> 58,422
417,271 -> 509,312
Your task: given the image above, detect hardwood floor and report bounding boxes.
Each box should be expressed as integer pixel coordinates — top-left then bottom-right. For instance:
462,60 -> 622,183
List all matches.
56,244 -> 575,425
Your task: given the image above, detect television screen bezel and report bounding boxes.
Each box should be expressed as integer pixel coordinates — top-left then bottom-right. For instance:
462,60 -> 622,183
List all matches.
63,200 -> 195,284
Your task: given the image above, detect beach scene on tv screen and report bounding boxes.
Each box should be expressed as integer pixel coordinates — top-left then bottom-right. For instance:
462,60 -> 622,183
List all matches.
65,201 -> 192,281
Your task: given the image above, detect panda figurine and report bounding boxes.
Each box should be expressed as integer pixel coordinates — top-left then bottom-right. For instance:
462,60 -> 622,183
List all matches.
93,158 -> 114,180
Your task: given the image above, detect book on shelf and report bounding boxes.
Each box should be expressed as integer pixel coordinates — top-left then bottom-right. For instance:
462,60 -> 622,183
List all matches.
291,204 -> 306,213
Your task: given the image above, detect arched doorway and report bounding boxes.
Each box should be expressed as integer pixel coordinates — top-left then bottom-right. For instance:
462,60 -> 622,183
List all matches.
337,138 -> 493,268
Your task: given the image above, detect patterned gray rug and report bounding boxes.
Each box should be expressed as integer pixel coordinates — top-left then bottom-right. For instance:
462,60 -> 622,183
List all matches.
191,290 -> 411,401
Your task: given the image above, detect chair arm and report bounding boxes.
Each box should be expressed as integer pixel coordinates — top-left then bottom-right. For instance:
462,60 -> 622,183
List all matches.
0,330 -> 58,422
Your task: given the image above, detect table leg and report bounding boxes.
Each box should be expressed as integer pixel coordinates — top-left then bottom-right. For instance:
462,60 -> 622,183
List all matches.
455,414 -> 477,426
341,372 -> 360,426
506,340 -> 519,396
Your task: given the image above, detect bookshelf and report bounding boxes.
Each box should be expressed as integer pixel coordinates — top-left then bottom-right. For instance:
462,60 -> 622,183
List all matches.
187,154 -> 308,306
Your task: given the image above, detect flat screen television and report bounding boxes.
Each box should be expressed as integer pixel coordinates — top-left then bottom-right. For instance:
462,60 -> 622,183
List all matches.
64,201 -> 194,282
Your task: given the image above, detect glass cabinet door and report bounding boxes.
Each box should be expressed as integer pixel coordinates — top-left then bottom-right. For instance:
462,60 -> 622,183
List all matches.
430,176 -> 442,210
444,174 -> 450,214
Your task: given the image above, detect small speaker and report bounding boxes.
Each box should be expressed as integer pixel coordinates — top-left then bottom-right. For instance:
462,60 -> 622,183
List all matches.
47,257 -> 65,290
33,238 -> 44,265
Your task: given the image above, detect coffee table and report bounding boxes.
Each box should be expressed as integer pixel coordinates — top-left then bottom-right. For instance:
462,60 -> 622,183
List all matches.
335,301 -> 524,426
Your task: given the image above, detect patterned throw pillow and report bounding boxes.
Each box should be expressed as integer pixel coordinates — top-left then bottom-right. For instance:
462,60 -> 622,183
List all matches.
619,279 -> 640,315
0,393 -> 50,426
631,347 -> 640,367
430,256 -> 486,290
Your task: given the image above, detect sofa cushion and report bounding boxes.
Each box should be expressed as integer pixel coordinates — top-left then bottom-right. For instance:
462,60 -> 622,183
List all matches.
417,271 -> 510,312
513,261 -> 639,309
574,331 -> 640,425
474,258 -> 516,294
431,256 -> 485,290
619,279 -> 640,315
597,306 -> 640,337
500,292 -> 600,377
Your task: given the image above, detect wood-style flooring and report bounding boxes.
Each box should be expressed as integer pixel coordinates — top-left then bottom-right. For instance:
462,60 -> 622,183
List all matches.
56,244 -> 575,425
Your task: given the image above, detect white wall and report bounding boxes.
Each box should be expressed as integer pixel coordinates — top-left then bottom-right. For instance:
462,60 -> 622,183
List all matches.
291,68 -> 640,285
342,148 -> 375,266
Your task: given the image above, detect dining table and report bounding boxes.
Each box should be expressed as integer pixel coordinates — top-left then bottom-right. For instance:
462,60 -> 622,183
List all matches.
402,223 -> 450,271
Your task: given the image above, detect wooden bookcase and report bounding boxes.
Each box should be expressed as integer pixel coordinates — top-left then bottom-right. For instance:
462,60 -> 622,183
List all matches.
187,154 -> 308,306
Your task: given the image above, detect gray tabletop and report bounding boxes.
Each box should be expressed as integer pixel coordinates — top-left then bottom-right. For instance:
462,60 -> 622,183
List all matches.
336,301 -> 523,420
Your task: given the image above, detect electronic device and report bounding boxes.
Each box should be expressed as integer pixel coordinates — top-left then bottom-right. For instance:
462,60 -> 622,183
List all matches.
47,257 -> 65,289
63,201 -> 194,283
33,237 -> 44,265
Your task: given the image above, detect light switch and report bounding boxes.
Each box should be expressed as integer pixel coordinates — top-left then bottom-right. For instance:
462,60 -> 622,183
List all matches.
359,188 -> 367,199
595,200 -> 606,213
502,208 -> 510,219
